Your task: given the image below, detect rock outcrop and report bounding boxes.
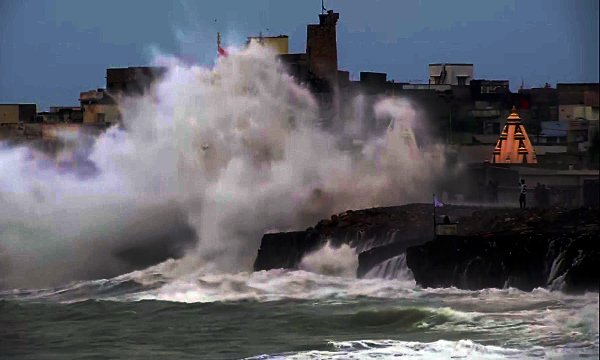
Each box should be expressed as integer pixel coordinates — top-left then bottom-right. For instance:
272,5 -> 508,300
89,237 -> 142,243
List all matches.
253,231 -> 324,271
253,203 -> 599,294
253,204 -> 442,272
406,231 -> 598,293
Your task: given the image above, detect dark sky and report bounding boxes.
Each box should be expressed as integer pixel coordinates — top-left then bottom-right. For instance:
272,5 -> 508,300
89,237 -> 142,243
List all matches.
1,0 -> 598,111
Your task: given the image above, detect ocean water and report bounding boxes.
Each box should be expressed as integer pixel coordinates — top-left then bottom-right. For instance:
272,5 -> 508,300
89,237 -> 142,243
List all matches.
1,264 -> 598,359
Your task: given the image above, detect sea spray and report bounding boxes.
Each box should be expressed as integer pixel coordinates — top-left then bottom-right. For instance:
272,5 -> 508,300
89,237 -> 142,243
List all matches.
364,253 -> 414,281
299,241 -> 358,278
0,43 -> 445,288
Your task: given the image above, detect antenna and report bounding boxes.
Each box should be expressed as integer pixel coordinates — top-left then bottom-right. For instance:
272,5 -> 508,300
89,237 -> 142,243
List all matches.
322,0 -> 326,14
520,76 -> 524,91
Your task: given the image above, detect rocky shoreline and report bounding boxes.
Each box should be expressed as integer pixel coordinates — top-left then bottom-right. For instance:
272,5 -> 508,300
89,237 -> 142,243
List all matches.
253,204 -> 599,293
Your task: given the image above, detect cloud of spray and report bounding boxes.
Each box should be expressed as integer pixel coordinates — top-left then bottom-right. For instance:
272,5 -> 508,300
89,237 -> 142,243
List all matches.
0,42 -> 445,288
299,242 -> 358,278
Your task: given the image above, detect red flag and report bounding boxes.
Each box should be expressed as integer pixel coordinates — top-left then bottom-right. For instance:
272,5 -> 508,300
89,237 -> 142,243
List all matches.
521,97 -> 530,109
218,46 -> 228,57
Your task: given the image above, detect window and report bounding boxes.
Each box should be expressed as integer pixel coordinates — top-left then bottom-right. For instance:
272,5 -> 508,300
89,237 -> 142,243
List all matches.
457,76 -> 467,86
97,113 -> 105,122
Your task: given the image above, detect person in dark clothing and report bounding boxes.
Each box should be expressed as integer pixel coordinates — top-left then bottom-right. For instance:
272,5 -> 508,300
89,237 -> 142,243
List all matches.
443,215 -> 450,224
519,179 -> 527,209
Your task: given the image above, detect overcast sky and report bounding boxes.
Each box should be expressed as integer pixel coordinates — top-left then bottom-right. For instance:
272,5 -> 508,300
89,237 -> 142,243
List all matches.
1,0 -> 598,111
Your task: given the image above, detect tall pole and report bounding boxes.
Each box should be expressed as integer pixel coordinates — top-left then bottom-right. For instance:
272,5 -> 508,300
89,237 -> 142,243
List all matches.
433,193 -> 436,238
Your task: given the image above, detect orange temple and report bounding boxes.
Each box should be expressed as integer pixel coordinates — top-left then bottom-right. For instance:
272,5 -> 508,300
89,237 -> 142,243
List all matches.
491,106 -> 537,164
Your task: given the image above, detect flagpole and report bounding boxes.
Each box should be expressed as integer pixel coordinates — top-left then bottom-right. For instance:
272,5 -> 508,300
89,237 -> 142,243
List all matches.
433,193 -> 436,238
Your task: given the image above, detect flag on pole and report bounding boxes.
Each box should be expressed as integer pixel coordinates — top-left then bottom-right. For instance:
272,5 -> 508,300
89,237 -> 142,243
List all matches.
434,197 -> 444,208
217,32 -> 228,57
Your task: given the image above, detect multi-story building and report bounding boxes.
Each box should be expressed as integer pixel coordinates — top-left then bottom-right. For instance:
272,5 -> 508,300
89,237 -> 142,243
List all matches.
79,89 -> 121,125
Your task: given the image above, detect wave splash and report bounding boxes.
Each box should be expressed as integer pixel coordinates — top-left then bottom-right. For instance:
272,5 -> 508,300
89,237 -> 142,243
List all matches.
1,42 -> 446,288
299,241 -> 359,278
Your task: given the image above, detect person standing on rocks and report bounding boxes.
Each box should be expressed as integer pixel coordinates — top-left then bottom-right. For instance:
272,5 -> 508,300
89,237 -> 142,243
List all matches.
519,179 -> 527,209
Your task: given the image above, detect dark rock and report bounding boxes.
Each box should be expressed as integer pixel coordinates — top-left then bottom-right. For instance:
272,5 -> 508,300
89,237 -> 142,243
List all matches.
316,219 -> 332,228
336,221 -> 349,228
253,231 -> 324,271
406,231 -> 599,293
253,204 -> 599,293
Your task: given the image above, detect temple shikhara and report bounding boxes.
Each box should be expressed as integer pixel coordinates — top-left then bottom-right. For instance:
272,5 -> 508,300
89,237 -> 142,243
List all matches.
491,106 -> 537,164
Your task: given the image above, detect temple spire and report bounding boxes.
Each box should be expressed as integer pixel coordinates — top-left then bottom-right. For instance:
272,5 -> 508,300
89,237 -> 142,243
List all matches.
491,107 -> 537,164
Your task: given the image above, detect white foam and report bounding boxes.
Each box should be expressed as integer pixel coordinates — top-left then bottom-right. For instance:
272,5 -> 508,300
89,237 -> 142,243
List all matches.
245,339 -> 550,359
131,269 -> 418,303
299,241 -> 358,278
364,253 -> 414,280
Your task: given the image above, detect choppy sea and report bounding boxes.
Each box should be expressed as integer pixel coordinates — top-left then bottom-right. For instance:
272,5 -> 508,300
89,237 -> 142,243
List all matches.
1,262 -> 598,360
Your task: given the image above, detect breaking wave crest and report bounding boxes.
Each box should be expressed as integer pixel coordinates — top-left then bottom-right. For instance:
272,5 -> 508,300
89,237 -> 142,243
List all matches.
299,241 -> 359,278
245,339 -> 591,360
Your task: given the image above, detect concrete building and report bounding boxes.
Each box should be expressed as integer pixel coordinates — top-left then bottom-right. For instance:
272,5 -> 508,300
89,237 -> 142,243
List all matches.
79,89 -> 120,125
557,83 -> 600,152
0,104 -> 37,124
429,64 -> 473,86
106,66 -> 167,97
539,121 -> 568,144
48,107 -> 83,124
470,79 -> 510,94
247,35 -> 289,54
306,10 -> 339,84
518,84 -> 558,144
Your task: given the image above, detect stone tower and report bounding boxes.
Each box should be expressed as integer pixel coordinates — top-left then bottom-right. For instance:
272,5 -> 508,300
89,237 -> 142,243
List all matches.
306,10 -> 339,84
491,106 -> 537,164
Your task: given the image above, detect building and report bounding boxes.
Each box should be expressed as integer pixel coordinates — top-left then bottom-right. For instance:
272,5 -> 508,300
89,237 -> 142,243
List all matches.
279,10 -> 340,89
517,84 -> 558,144
79,89 -> 120,125
306,10 -> 339,84
106,66 -> 167,97
0,104 -> 37,124
557,83 -> 600,152
429,64 -> 473,86
470,79 -> 510,94
48,107 -> 83,124
0,104 -> 39,142
246,35 -> 289,54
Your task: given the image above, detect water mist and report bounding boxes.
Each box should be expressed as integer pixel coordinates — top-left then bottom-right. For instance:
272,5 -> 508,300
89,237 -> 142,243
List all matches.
0,43 -> 444,288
